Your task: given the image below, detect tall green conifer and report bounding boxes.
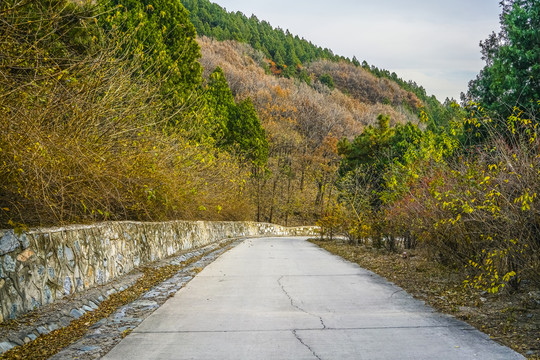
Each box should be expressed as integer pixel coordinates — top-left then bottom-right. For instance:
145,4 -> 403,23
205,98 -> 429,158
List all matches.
466,0 -> 540,118
100,0 -> 202,99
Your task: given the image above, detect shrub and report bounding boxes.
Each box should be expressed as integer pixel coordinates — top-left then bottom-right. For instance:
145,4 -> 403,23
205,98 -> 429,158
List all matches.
0,0 -> 253,228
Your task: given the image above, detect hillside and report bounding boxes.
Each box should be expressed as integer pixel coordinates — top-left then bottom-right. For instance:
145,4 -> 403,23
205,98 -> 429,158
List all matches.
182,0 -> 461,128
182,0 -> 347,70
0,0 -> 462,229
198,36 -> 426,224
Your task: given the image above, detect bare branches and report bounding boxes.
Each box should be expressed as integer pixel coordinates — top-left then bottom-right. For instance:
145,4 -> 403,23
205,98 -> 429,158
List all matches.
0,0 -> 253,228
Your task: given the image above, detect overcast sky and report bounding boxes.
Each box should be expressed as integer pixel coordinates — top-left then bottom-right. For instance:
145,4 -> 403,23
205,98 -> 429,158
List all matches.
211,0 -> 502,101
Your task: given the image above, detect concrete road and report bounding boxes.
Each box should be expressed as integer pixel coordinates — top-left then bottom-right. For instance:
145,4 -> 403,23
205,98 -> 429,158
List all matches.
102,237 -> 524,360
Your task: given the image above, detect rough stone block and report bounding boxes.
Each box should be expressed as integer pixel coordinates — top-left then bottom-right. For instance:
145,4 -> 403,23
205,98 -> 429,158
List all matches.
0,341 -> 16,353
106,288 -> 117,296
0,231 -> 20,256
7,335 -> 24,346
78,345 -> 101,352
87,301 -> 99,310
58,317 -> 71,327
3,255 -> 16,273
63,276 -> 72,295
36,326 -> 49,335
64,246 -> 75,267
70,309 -> 84,319
16,249 -> 34,262
19,234 -> 30,250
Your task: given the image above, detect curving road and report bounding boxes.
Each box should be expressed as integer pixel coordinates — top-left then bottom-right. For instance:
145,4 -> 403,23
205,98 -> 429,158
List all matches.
102,237 -> 524,360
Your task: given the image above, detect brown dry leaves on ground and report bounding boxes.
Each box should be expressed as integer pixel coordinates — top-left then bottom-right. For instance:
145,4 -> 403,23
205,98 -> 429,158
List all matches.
310,239 -> 540,360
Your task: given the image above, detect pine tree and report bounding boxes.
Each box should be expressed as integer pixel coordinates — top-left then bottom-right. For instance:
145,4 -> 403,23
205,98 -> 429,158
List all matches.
205,67 -> 268,165
205,67 -> 235,140
466,0 -> 540,118
100,0 -> 202,98
227,99 -> 268,165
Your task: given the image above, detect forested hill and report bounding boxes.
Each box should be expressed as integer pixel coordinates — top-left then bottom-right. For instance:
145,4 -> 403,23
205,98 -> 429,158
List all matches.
182,0 -> 346,70
0,0 -> 460,230
181,0 -> 456,128
188,0 -> 455,226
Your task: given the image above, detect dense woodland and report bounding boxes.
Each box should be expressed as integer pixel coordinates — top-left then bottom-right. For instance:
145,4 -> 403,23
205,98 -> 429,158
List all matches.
0,0 -> 538,294
182,0 -> 452,128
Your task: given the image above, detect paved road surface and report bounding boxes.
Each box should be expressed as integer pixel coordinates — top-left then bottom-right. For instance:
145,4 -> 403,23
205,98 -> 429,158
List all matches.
102,237 -> 524,360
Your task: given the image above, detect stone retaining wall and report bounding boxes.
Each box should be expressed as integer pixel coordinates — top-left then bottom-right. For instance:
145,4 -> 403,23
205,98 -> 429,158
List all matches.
0,221 -> 317,322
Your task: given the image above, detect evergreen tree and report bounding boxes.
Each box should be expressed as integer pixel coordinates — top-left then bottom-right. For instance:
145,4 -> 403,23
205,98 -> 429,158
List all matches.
319,73 -> 335,90
273,49 -> 285,67
338,114 -> 393,174
227,99 -> 269,165
205,67 -> 235,139
181,0 -> 343,71
285,37 -> 301,68
466,0 -> 540,118
337,114 -> 394,208
100,0 -> 202,98
205,67 -> 268,165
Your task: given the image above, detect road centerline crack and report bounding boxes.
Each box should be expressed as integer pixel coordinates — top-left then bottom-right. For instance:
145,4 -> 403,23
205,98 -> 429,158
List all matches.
277,275 -> 327,330
292,329 -> 323,360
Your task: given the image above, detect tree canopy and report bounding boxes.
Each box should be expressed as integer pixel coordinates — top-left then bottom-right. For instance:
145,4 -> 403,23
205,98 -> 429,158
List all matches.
100,0 -> 202,99
465,0 -> 540,118
205,67 -> 268,166
182,0 -> 346,74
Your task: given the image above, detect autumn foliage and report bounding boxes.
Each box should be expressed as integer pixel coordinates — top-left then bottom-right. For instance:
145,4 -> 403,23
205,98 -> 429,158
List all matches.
0,0 -> 253,228
320,1 -> 540,297
197,36 -> 424,225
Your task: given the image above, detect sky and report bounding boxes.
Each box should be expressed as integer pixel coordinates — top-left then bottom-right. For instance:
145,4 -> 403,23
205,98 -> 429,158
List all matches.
211,0 -> 502,101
